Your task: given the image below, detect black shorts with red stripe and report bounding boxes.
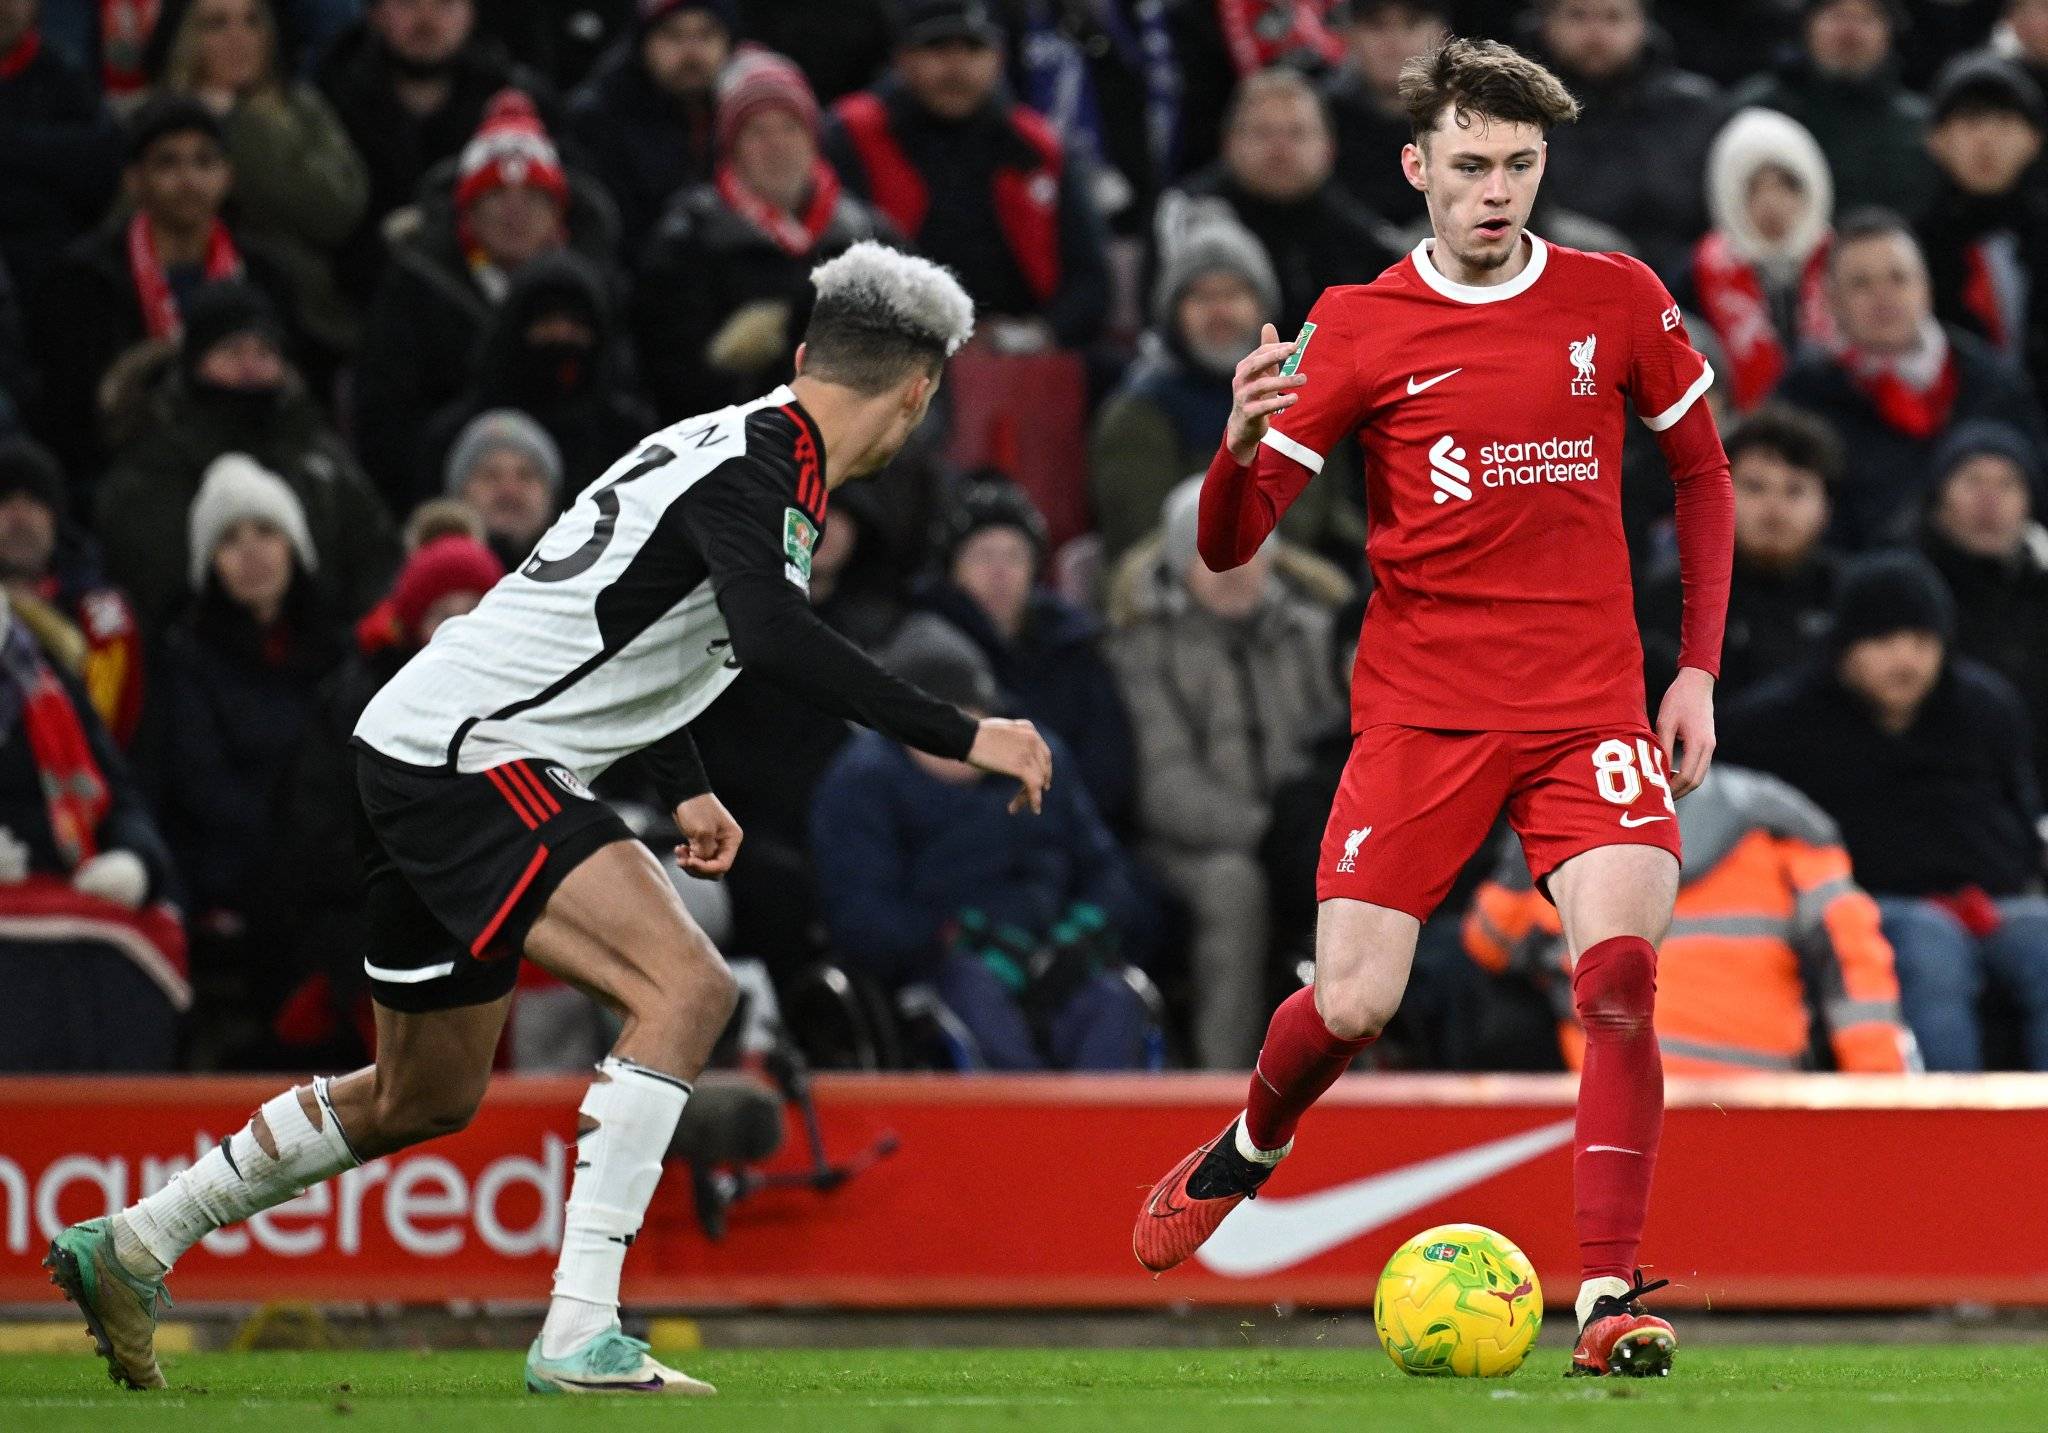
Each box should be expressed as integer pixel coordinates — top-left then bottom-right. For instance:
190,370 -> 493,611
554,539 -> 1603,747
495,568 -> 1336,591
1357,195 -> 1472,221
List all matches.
353,747 -> 633,1013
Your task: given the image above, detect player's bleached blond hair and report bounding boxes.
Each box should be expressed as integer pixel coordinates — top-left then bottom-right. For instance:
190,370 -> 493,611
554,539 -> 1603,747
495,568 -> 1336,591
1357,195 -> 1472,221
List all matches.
802,242 -> 976,392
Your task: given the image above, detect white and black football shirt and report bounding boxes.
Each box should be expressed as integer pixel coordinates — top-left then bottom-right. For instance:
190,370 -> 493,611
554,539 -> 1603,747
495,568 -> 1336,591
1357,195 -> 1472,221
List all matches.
355,385 -> 975,799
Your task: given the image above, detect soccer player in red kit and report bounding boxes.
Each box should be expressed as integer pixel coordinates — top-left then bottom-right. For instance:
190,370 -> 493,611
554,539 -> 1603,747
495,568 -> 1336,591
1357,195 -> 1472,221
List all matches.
1131,39 -> 1734,1378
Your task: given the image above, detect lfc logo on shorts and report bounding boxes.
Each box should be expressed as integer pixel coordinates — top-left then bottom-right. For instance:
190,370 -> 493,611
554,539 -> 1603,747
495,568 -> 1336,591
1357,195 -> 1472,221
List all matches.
1335,826 -> 1372,873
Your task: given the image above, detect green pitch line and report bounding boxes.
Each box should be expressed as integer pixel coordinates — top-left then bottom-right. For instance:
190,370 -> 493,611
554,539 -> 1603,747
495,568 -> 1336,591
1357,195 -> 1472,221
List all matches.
3,1345 -> 2046,1432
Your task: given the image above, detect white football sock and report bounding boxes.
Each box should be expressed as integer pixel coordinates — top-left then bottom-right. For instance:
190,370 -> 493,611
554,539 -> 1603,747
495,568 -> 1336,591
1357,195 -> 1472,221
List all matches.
1576,1276 -> 1632,1329
540,1056 -> 690,1359
118,1078 -> 361,1278
1234,1113 -> 1292,1165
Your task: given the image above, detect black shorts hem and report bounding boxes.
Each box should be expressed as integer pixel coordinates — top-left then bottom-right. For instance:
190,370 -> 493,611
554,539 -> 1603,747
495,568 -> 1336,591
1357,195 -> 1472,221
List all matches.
357,753 -> 635,1015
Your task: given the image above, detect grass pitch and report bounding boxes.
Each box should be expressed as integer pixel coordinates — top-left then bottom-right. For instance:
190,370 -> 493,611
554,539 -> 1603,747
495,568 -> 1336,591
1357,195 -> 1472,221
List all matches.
1,1344 -> 2039,1431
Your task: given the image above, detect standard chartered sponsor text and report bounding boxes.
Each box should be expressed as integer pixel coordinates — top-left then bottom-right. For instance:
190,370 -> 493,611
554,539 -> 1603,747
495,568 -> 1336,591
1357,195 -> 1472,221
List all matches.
1477,435 -> 1599,488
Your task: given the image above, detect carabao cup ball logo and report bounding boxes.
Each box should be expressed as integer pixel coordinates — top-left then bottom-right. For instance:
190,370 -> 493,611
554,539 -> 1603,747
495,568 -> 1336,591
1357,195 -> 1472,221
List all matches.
1374,1222 -> 1543,1377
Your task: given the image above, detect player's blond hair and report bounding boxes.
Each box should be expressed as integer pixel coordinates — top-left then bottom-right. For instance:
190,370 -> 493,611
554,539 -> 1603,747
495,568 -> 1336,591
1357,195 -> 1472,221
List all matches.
1399,38 -> 1580,146
802,242 -> 975,393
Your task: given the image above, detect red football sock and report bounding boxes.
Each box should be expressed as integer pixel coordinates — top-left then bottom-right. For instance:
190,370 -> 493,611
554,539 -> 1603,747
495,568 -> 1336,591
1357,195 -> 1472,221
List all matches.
1242,986 -> 1376,1151
1571,935 -> 1663,1284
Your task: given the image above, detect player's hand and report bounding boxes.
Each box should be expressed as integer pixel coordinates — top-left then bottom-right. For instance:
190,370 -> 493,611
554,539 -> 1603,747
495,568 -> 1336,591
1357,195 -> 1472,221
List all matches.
1223,321 -> 1310,464
672,793 -> 743,878
967,718 -> 1053,815
1656,666 -> 1717,800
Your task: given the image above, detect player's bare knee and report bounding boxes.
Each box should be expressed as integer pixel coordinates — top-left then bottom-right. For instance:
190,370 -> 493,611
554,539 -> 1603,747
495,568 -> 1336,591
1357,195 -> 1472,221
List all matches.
368,1076 -> 485,1149
693,945 -> 740,1022
1314,981 -> 1396,1042
605,929 -> 734,1031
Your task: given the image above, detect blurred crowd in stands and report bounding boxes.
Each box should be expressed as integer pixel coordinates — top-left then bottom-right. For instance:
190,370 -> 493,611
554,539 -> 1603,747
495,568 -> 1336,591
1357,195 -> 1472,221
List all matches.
0,0 -> 2044,1080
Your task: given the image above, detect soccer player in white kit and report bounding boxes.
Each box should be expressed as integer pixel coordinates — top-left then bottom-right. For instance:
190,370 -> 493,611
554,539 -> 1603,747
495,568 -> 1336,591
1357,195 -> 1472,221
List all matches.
47,244 -> 1052,1395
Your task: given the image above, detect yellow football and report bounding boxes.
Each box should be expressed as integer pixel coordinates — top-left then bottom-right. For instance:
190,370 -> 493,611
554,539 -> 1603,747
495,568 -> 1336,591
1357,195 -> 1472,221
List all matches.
1373,1223 -> 1543,1377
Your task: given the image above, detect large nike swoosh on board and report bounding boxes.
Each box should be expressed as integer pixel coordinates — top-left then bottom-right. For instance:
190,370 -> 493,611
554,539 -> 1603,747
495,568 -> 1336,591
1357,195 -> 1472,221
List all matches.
1192,1118 -> 1574,1277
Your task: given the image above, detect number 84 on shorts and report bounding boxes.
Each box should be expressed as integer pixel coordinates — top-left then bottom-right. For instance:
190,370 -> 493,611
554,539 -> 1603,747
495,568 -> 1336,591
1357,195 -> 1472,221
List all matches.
1315,724 -> 1685,919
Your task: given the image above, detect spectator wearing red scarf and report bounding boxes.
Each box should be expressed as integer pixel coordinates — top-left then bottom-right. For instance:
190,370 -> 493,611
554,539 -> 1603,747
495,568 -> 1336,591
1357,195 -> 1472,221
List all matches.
0,585 -> 183,1072
31,92 -> 297,476
1687,107 -> 1837,413
637,47 -> 895,417
1775,209 -> 2048,548
0,437 -> 145,746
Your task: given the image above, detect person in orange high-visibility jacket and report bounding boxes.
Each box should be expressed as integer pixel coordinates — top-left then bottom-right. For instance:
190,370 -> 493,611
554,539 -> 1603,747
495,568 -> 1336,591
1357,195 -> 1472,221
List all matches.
1464,764 -> 1919,1074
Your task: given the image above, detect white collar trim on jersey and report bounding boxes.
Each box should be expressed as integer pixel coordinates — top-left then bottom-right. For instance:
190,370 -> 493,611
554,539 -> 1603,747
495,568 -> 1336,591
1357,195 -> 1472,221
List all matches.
1410,232 -> 1549,304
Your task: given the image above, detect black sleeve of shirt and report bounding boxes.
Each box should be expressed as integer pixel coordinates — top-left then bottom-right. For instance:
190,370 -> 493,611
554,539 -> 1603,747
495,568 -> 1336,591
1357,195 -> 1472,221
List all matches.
641,723 -> 712,807
679,459 -> 979,760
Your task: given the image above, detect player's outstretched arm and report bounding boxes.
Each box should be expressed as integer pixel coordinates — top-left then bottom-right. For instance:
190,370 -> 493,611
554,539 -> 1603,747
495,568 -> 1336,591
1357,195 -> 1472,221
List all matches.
966,717 -> 1053,815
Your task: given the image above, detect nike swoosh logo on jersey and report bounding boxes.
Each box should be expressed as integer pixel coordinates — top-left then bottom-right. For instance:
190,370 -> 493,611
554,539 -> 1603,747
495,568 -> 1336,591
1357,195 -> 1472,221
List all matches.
1406,368 -> 1462,395
1618,813 -> 1671,828
1192,1119 -> 1573,1276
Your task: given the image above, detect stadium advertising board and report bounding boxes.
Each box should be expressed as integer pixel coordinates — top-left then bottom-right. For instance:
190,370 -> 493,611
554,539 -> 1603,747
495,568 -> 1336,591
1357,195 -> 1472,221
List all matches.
3,1074 -> 2045,1309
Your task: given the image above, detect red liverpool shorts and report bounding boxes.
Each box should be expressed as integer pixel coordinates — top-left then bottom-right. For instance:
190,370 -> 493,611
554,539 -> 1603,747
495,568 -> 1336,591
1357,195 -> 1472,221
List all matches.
1316,723 -> 1685,919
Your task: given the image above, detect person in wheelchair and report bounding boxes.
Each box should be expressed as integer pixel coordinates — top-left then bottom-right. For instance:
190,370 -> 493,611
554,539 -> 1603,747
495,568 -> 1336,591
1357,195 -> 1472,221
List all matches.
809,613 -> 1155,1070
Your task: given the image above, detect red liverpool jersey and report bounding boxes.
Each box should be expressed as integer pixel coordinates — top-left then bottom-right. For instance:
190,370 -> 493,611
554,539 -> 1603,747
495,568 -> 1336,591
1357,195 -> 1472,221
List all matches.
1262,233 -> 1715,732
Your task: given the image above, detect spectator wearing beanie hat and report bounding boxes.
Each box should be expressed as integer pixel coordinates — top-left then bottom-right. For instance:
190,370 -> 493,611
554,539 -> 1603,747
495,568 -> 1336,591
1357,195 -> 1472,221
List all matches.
914,473 -> 1136,824
422,249 -> 656,503
1723,551 -> 2048,1070
1687,107 -> 1837,414
353,86 -> 618,508
140,452 -> 347,996
31,91 -> 299,476
313,0 -> 555,290
348,87 -> 581,505
569,0 -> 736,254
443,408 -> 562,570
1917,55 -> 2048,397
727,0 -> 896,108
1919,417 -> 2048,777
1092,197 -> 1289,563
1108,474 -> 1345,1067
635,47 -> 893,418
0,437 -> 145,746
98,279 -> 396,635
